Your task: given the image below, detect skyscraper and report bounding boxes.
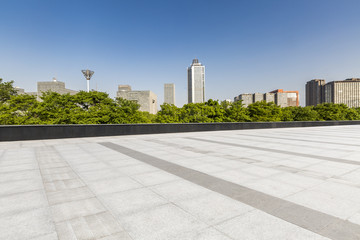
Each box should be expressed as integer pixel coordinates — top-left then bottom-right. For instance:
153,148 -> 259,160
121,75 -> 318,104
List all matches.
187,58 -> 205,103
306,78 -> 360,107
164,83 -> 175,105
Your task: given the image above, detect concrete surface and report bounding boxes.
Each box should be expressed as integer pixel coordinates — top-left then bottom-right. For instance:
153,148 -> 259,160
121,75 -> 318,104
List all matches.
1,125 -> 360,239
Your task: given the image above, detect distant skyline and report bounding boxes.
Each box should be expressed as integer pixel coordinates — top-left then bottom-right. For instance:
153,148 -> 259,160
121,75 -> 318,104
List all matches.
1,0 -> 360,106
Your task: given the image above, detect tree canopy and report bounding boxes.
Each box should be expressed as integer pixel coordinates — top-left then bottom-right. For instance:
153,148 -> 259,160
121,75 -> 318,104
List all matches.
0,79 -> 359,125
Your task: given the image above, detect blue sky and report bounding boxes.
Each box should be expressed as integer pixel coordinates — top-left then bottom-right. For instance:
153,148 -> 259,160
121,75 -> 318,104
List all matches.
1,0 -> 360,106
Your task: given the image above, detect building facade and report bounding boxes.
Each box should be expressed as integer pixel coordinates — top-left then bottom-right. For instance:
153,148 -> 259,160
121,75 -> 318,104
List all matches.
164,83 -> 175,105
187,58 -> 205,103
305,79 -> 326,106
37,78 -> 78,96
234,89 -> 299,107
116,85 -> 158,114
306,78 -> 360,108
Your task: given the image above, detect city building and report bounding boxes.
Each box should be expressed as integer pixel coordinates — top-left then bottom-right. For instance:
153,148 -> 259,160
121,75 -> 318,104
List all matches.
306,78 -> 360,108
306,79 -> 326,106
116,85 -> 158,114
164,83 -> 175,105
16,78 -> 78,100
187,58 -> 205,103
270,89 -> 299,107
234,89 -> 299,107
37,78 -> 78,99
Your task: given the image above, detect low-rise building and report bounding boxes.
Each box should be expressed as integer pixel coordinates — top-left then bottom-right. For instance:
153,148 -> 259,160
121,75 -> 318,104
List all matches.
234,89 -> 299,107
116,85 -> 158,114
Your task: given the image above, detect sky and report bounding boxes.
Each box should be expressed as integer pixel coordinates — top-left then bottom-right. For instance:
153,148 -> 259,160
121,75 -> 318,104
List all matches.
1,0 -> 360,107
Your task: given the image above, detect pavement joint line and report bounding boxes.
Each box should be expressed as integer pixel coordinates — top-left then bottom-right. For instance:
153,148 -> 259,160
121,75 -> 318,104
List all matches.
100,141 -> 360,240
146,138 -> 334,182
281,131 -> 360,140
35,145 -> 134,240
187,137 -> 360,166
237,133 -> 360,147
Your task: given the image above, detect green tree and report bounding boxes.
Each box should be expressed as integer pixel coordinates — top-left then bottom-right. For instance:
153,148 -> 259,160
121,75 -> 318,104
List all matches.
155,103 -> 182,123
314,103 -> 359,120
0,78 -> 17,103
247,101 -> 282,122
0,94 -> 40,125
225,101 -> 251,122
291,106 -> 319,121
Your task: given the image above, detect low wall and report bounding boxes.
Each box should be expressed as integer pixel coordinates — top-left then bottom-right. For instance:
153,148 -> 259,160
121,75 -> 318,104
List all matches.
1,121 -> 360,141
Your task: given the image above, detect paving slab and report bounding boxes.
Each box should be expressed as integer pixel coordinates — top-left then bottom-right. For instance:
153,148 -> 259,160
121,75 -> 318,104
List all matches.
1,125 -> 360,239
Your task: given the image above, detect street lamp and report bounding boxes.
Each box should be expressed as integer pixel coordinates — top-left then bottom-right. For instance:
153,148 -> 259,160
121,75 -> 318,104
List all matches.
81,69 -> 94,92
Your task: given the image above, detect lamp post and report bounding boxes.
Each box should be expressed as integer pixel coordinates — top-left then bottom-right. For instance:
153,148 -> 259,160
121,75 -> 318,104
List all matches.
81,69 -> 94,92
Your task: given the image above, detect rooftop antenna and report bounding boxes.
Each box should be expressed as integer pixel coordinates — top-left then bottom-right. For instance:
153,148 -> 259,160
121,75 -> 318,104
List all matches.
81,69 -> 94,92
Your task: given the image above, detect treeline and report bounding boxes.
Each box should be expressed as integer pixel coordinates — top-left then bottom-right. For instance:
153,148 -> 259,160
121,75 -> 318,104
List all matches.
1,79 -> 360,124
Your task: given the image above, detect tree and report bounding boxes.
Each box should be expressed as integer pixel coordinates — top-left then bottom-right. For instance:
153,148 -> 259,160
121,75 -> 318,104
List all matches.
314,103 -> 359,120
155,103 -> 182,123
247,101 -> 282,122
225,101 -> 251,122
0,78 -> 17,103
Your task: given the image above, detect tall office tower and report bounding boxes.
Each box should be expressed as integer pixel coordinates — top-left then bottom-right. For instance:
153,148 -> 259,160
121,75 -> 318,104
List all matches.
325,78 -> 360,108
164,83 -> 175,105
187,58 -> 205,103
306,79 -> 326,106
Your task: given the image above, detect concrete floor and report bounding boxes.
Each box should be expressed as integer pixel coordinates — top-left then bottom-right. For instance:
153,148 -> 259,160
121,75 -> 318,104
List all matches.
1,125 -> 360,240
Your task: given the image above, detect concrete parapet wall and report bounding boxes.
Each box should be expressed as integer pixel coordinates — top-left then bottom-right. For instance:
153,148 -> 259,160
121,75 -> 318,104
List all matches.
1,121 -> 360,141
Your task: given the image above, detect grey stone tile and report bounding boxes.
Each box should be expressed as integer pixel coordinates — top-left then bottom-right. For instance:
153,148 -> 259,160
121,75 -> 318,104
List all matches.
0,178 -> 43,196
78,169 -> 126,182
150,180 -> 210,202
215,210 -> 329,240
119,203 -> 208,240
242,178 -> 304,198
176,192 -> 254,225
131,171 -> 180,186
41,166 -> 73,175
88,176 -> 143,195
101,188 -> 168,216
0,169 -> 41,183
98,232 -> 133,240
0,207 -> 56,240
56,212 -> 125,240
116,164 -> 160,176
44,178 -> 86,192
40,161 -> 69,169
0,163 -> 38,173
42,172 -> 78,183
0,190 -> 48,216
50,198 -> 106,223
286,189 -> 360,219
47,186 -> 94,205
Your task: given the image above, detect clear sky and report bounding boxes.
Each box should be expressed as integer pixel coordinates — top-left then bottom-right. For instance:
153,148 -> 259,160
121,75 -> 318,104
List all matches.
1,0 -> 360,106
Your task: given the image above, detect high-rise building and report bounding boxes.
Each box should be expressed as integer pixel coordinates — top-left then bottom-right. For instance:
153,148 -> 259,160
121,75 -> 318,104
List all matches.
306,79 -> 326,106
187,58 -> 205,103
116,85 -> 158,114
234,89 -> 299,107
164,83 -> 175,105
306,78 -> 360,108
